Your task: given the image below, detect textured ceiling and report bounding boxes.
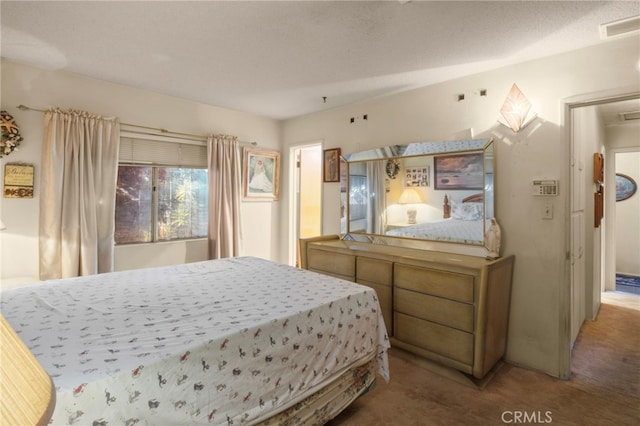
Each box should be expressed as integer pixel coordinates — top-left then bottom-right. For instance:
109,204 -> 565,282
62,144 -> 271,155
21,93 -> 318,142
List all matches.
1,1 -> 639,120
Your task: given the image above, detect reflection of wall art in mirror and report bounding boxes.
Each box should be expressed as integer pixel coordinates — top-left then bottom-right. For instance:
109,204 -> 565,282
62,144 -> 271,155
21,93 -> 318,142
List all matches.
323,148 -> 341,182
385,159 -> 400,179
341,138 -> 494,247
616,173 -> 636,202
434,152 -> 483,190
404,165 -> 429,187
243,148 -> 280,201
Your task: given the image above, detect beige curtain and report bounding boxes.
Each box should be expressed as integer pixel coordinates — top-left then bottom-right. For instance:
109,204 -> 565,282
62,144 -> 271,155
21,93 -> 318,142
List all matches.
207,134 -> 242,258
39,109 -> 120,280
367,160 -> 387,234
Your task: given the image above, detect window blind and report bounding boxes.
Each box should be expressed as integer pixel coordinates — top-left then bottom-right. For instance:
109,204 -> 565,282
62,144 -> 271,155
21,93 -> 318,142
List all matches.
119,137 -> 207,168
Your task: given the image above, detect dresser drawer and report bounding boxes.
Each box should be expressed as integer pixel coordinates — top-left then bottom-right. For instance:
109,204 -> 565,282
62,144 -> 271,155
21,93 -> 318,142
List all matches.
358,279 -> 393,335
394,312 -> 473,365
394,264 -> 474,303
307,248 -> 355,279
357,257 -> 392,285
395,288 -> 473,332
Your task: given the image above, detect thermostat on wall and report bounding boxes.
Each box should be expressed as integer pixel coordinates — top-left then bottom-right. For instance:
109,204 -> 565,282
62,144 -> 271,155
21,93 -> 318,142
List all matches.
532,180 -> 559,196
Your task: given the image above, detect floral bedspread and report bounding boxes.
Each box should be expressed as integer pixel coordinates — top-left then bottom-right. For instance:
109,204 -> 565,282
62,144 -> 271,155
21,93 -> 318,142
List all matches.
1,257 -> 389,425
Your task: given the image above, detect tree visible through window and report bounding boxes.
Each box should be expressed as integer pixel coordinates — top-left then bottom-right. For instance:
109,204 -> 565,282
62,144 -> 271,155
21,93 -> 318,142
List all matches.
115,165 -> 208,244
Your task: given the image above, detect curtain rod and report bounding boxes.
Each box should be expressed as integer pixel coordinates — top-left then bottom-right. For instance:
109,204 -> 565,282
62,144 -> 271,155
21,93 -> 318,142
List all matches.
16,104 -> 257,146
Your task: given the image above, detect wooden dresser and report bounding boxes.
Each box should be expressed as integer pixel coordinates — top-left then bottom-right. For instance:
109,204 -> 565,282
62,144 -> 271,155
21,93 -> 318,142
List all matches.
299,235 -> 515,381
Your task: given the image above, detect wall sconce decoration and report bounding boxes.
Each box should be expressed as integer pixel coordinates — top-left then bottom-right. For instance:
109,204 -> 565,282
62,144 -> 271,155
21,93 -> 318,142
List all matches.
398,188 -> 424,224
499,84 -> 537,132
1,110 -> 24,158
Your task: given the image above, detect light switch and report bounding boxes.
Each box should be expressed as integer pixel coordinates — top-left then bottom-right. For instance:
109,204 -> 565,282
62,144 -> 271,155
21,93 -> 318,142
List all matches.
543,203 -> 553,219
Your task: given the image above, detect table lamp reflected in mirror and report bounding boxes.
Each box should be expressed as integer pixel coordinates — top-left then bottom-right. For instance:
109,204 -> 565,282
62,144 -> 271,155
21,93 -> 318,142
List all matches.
398,188 -> 425,224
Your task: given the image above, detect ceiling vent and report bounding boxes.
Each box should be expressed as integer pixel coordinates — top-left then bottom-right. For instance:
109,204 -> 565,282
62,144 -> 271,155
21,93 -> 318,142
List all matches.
600,15 -> 640,39
618,111 -> 640,121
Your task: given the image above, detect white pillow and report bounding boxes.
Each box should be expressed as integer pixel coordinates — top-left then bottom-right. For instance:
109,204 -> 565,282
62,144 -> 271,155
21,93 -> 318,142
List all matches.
451,201 -> 483,221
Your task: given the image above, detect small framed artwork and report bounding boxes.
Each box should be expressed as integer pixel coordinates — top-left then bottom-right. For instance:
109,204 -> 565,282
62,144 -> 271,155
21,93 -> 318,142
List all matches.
404,166 -> 430,188
434,152 -> 483,190
323,148 -> 341,183
616,173 -> 637,202
4,163 -> 35,198
243,147 -> 280,201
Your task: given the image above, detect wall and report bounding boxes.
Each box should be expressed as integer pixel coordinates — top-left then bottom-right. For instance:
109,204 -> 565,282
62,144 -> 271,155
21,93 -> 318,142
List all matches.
2,36 -> 639,379
0,59 -> 283,281
281,36 -> 640,378
615,151 -> 640,276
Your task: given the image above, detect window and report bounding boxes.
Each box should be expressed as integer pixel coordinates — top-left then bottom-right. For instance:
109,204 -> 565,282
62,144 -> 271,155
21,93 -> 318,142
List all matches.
349,175 -> 367,221
348,162 -> 367,221
115,137 -> 209,244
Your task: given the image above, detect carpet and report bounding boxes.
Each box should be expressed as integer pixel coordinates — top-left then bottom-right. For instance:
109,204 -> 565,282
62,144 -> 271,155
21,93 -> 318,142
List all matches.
326,303 -> 639,426
616,273 -> 640,295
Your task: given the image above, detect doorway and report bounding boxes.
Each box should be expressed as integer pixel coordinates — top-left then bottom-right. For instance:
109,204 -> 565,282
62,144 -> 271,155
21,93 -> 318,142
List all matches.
289,142 -> 323,266
609,150 -> 640,295
567,93 -> 640,372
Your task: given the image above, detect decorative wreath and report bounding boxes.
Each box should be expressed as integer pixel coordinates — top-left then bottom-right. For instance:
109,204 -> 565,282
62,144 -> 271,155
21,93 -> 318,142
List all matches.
386,158 -> 400,179
1,110 -> 23,158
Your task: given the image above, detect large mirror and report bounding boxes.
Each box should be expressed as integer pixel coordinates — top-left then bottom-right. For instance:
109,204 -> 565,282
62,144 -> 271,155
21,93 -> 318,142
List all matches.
340,138 -> 494,246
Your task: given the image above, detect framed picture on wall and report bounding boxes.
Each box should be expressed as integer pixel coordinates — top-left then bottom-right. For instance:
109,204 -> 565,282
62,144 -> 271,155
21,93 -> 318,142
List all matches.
3,163 -> 34,198
616,173 -> 637,202
434,152 -> 483,190
323,148 -> 341,182
243,147 -> 280,201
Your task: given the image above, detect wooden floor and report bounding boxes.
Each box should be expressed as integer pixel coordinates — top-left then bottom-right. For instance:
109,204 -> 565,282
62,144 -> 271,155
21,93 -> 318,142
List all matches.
327,292 -> 639,425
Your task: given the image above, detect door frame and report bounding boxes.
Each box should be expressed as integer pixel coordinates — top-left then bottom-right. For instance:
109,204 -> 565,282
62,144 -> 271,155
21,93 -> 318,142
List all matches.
561,88 -> 640,378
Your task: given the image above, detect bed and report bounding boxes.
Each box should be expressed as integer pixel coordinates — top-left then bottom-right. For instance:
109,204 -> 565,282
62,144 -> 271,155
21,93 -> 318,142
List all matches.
385,217 -> 485,244
0,257 -> 390,425
385,194 -> 487,244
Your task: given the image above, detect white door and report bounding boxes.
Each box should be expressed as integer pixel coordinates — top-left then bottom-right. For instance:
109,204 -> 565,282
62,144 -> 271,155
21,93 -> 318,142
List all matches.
570,109 -> 586,346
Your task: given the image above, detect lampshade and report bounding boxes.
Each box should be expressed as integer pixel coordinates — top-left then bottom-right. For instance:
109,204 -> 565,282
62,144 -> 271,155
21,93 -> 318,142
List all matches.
499,83 -> 537,132
398,188 -> 424,204
0,315 -> 56,425
0,219 -> 6,230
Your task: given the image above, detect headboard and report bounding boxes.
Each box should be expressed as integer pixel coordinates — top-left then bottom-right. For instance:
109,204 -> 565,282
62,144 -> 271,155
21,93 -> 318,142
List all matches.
443,193 -> 484,218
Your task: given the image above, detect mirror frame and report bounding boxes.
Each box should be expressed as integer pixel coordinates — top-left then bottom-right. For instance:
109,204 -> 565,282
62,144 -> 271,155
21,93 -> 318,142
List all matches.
341,138 -> 494,247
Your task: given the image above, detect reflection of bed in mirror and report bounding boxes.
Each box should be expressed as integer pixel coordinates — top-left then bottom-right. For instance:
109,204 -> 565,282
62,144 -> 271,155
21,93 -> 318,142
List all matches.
385,194 -> 486,244
342,138 -> 494,248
